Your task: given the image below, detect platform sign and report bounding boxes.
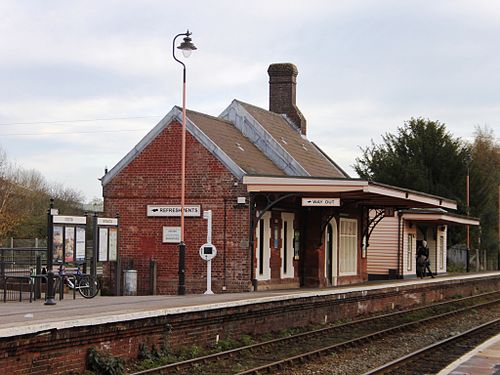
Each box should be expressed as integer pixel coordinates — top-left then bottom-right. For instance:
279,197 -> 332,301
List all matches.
301,198 -> 340,207
98,217 -> 118,226
53,215 -> 87,225
147,205 -> 201,217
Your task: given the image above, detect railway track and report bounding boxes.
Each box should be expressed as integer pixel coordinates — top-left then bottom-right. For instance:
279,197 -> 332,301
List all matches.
130,291 -> 500,375
364,317 -> 500,375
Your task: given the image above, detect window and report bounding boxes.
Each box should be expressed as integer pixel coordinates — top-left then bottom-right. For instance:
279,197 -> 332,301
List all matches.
255,213 -> 271,280
407,234 -> 413,271
339,218 -> 357,275
281,213 -> 295,278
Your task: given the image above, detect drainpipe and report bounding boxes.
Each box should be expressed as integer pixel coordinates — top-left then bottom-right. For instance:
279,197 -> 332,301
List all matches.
300,208 -> 308,287
223,198 -> 227,291
248,194 -> 256,291
397,211 -> 402,278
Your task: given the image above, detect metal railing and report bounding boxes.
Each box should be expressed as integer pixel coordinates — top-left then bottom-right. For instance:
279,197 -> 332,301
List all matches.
0,247 -> 47,276
0,274 -> 50,303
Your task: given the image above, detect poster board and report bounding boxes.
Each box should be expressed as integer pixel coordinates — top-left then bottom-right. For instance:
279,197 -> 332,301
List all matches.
53,226 -> 64,264
64,226 -> 75,262
75,227 -> 86,261
51,215 -> 86,265
108,227 -> 118,261
98,227 -> 108,261
97,217 -> 119,262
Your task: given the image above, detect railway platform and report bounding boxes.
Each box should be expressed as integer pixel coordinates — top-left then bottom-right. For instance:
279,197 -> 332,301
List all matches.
439,333 -> 500,375
1,271 -> 499,374
0,271 -> 496,337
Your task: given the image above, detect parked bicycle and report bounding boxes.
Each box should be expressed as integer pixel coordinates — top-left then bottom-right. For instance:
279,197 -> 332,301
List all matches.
57,265 -> 100,299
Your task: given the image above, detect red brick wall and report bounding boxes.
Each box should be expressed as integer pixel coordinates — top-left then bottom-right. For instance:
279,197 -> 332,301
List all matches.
103,121 -> 251,294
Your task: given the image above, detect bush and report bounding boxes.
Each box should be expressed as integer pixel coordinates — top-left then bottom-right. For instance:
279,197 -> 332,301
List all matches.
87,347 -> 124,375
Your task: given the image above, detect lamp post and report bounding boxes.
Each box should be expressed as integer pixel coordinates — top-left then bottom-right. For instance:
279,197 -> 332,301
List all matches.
172,30 -> 197,295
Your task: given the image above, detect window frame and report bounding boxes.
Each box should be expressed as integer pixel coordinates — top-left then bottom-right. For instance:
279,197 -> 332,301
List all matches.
339,218 -> 358,276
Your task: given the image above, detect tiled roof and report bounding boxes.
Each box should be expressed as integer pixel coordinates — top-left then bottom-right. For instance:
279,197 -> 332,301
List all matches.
236,101 -> 347,179
103,100 -> 349,187
186,109 -> 285,176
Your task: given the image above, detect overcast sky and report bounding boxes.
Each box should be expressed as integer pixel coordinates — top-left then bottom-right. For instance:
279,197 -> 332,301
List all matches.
1,0 -> 499,202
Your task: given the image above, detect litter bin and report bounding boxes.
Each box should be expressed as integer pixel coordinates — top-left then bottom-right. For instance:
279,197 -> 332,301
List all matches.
123,270 -> 137,296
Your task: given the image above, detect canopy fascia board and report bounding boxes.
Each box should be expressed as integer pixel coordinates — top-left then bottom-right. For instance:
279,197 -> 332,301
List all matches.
243,176 -> 367,188
402,213 -> 480,226
363,185 -> 456,210
242,176 -> 457,210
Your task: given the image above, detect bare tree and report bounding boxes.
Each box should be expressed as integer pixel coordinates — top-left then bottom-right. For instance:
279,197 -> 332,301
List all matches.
0,147 -> 22,238
0,146 -> 85,240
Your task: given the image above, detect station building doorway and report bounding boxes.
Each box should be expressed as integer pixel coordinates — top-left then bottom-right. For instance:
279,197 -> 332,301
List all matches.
324,218 -> 338,286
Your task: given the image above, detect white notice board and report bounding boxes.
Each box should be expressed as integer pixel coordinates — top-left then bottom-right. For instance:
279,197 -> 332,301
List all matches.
108,227 -> 118,261
163,226 -> 181,243
98,227 -> 108,261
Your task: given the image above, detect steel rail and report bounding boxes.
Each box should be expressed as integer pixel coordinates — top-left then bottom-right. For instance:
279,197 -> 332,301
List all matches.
234,298 -> 500,375
363,317 -> 500,375
130,290 -> 500,375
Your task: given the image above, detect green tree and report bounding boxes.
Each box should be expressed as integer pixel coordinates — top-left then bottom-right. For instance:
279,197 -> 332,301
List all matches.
469,126 -> 500,266
354,120 -> 500,268
354,118 -> 469,211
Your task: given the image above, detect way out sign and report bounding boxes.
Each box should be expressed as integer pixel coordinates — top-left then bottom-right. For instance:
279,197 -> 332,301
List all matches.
302,198 -> 340,207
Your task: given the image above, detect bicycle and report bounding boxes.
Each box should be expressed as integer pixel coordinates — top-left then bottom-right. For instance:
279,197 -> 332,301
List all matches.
57,265 -> 101,299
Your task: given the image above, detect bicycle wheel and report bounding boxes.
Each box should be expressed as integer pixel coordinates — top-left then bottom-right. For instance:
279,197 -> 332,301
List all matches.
77,275 -> 100,298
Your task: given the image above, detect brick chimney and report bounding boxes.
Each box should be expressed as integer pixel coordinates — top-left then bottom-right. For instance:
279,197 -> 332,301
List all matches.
268,63 -> 307,135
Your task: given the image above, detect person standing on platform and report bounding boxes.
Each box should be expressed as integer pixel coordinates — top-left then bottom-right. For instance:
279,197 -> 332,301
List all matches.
417,240 -> 435,278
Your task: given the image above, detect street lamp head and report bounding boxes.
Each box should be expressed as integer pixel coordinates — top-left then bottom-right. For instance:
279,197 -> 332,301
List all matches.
177,31 -> 197,58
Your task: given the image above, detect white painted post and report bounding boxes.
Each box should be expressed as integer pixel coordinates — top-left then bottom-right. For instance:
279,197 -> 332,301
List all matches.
204,210 -> 212,243
203,210 -> 214,295
205,258 -> 213,295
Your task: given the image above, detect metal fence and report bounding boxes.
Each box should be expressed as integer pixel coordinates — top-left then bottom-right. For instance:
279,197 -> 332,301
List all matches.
447,246 -> 468,271
0,247 -> 47,276
0,238 -> 47,248
0,247 -> 47,302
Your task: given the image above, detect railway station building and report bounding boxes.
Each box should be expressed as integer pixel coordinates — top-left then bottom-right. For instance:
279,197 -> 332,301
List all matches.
101,63 -> 476,294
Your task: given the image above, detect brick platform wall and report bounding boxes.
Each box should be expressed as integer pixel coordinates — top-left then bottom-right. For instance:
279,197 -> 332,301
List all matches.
2,275 -> 499,374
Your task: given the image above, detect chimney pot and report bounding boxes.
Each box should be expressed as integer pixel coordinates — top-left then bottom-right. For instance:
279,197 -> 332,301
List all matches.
268,63 -> 307,135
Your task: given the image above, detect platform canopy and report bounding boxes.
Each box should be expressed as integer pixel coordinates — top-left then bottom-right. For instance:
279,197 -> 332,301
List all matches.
242,176 -> 457,210
400,209 -> 480,226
